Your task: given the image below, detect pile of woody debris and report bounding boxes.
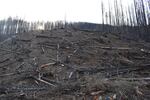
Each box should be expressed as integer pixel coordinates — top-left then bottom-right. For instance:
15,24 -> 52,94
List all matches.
0,29 -> 150,100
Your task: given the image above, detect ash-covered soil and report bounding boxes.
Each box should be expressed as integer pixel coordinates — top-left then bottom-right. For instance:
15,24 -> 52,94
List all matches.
0,29 -> 150,100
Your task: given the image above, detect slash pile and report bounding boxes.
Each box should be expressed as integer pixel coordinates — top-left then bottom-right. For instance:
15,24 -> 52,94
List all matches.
0,29 -> 150,100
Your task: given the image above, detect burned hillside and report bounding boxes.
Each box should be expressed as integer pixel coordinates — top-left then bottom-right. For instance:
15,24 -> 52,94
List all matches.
0,28 -> 150,100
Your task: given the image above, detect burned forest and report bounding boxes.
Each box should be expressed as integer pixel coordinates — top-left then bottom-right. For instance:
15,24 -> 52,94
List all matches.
0,0 -> 150,100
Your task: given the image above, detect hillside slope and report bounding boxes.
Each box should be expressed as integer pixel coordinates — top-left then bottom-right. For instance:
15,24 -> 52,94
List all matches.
0,29 -> 150,100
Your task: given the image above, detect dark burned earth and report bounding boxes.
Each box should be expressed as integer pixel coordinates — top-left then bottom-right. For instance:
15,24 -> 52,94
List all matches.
0,29 -> 150,100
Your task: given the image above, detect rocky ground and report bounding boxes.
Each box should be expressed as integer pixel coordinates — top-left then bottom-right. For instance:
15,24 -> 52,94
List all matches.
0,28 -> 150,100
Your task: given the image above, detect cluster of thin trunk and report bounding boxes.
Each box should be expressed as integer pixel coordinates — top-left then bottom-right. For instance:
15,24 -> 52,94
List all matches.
0,17 -> 33,34
0,17 -> 67,35
100,0 -> 150,26
0,0 -> 149,41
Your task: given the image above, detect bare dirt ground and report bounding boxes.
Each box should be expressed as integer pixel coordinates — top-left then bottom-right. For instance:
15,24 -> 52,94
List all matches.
0,29 -> 150,100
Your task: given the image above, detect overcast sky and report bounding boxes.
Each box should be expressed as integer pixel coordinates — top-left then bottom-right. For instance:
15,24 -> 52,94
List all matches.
0,0 -> 131,23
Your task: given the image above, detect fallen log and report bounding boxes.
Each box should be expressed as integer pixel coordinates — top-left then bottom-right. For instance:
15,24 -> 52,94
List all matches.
32,76 -> 57,87
81,46 -> 132,50
0,70 -> 35,77
41,77 -> 60,85
0,60 -> 17,68
0,58 -> 10,64
36,35 -> 62,39
15,39 -> 31,42
0,72 -> 17,77
40,62 -> 56,68
75,64 -> 150,77
9,87 -> 47,92
108,77 -> 150,81
90,90 -> 105,96
37,43 -> 56,47
56,43 -> 60,62
0,52 -> 12,56
41,47 -> 45,54
0,87 -> 47,94
0,48 -> 22,54
37,44 -> 56,50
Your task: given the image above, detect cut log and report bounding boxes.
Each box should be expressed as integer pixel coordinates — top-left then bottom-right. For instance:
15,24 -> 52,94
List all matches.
40,62 -> 56,68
